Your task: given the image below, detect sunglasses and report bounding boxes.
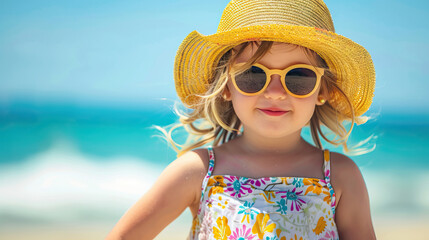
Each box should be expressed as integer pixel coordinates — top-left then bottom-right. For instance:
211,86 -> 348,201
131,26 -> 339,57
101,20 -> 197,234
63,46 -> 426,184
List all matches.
230,62 -> 325,98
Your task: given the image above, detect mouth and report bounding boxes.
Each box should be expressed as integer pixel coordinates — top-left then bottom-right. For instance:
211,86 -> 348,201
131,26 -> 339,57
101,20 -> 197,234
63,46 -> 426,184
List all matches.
259,108 -> 289,116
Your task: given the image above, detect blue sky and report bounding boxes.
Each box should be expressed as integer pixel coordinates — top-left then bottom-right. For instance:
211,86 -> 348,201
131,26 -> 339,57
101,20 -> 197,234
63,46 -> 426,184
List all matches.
0,0 -> 428,113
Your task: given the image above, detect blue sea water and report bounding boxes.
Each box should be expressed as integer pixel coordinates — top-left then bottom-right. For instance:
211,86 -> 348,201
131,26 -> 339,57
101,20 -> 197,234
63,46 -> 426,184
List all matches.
0,100 -> 428,226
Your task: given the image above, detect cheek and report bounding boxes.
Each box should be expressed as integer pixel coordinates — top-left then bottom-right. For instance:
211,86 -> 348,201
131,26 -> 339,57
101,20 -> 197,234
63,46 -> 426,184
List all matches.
227,81 -> 245,100
231,94 -> 252,116
289,95 -> 318,118
304,94 -> 319,109
301,86 -> 322,107
227,82 -> 255,118
308,93 -> 319,103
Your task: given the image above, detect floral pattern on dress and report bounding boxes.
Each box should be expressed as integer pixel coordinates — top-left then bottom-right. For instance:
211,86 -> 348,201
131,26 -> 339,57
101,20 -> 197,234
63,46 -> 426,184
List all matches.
224,176 -> 253,198
229,224 -> 257,240
189,147 -> 339,240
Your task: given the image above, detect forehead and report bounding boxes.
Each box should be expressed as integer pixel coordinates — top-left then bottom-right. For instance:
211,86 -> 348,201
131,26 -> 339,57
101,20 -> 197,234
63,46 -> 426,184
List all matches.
233,42 -> 313,68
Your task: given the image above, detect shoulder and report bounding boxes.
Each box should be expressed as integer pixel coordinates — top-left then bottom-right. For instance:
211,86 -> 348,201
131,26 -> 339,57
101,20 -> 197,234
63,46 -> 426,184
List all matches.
329,151 -> 360,175
328,151 -> 376,238
168,148 -> 211,181
174,147 -> 210,167
165,148 -> 211,203
329,151 -> 365,203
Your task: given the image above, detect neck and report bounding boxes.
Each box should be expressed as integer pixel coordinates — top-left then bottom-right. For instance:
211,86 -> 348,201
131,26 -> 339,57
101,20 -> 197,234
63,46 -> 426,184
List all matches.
236,127 -> 308,156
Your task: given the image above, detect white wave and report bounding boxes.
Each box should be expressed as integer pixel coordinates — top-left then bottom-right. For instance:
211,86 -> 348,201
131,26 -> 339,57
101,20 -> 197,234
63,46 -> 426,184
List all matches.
0,138 -> 164,223
362,169 -> 429,218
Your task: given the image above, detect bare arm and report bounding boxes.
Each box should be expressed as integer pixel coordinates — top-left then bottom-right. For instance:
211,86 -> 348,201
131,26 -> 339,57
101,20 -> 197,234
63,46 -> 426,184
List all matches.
333,153 -> 377,240
105,149 -> 208,240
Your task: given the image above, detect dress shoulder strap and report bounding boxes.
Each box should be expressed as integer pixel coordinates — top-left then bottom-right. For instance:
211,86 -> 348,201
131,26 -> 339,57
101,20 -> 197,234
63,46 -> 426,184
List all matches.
199,146 -> 216,202
206,146 -> 215,176
323,148 -> 337,216
323,149 -> 331,183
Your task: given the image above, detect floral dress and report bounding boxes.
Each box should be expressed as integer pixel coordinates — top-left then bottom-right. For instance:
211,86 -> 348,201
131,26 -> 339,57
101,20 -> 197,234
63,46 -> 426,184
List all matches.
188,147 -> 339,240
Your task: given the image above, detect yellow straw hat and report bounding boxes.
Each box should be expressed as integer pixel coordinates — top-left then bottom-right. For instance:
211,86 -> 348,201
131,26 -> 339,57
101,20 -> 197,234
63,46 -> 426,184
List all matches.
174,0 -> 375,118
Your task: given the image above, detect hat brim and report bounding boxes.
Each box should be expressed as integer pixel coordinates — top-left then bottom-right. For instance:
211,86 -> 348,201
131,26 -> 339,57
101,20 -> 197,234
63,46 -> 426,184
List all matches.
174,24 -> 375,117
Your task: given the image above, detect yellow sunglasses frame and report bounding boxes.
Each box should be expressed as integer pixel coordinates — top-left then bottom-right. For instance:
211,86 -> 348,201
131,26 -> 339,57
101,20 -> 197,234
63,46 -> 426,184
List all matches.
230,62 -> 325,98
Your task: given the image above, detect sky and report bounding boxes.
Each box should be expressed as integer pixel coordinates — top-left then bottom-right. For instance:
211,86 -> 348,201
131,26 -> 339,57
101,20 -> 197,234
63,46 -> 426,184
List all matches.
0,0 -> 428,113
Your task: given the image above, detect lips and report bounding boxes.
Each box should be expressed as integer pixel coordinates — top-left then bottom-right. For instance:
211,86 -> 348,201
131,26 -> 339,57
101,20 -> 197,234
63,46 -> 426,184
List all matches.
261,107 -> 288,112
259,108 -> 289,116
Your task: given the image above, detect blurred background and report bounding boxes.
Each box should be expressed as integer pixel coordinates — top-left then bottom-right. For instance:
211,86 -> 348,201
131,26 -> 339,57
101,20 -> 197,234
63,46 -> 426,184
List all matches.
0,0 -> 428,239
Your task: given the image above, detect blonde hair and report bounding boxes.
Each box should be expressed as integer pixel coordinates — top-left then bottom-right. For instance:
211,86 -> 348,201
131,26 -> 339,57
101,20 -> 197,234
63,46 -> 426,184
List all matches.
154,41 -> 376,158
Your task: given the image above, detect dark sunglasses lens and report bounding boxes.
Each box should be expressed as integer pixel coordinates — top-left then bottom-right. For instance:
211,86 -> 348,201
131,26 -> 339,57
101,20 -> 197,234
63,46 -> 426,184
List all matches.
285,68 -> 317,95
234,66 -> 266,93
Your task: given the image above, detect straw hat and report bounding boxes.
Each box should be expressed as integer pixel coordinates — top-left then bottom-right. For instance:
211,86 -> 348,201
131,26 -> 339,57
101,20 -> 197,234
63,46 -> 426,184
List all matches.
174,0 -> 375,118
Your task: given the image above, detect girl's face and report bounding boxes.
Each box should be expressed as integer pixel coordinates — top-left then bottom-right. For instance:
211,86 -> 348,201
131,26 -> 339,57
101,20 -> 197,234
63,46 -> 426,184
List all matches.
224,42 -> 326,138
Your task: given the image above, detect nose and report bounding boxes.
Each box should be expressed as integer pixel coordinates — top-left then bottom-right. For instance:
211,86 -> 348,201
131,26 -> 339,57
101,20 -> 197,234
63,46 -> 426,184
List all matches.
263,74 -> 287,99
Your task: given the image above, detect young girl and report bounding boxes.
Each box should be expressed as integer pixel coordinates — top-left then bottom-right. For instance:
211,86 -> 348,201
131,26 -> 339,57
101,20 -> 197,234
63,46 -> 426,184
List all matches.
106,0 -> 377,239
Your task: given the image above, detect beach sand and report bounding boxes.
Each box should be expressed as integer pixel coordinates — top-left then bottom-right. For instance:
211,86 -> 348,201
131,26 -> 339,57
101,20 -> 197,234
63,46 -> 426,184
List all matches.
1,214 -> 428,239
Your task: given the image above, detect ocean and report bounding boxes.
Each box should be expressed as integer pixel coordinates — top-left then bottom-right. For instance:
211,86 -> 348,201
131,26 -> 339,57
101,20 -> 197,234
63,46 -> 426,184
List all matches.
0,99 -> 428,231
